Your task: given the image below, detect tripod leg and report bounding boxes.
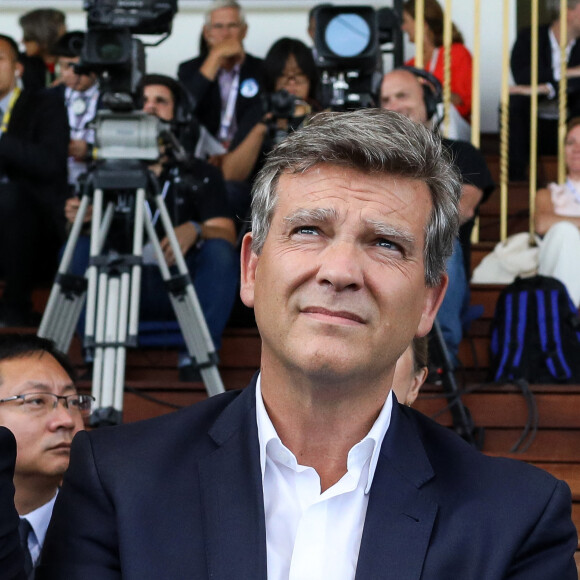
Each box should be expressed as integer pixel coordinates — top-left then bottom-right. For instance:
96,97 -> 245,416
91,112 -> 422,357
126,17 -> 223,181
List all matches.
38,194 -> 92,352
143,193 -> 225,396
127,188 -> 145,346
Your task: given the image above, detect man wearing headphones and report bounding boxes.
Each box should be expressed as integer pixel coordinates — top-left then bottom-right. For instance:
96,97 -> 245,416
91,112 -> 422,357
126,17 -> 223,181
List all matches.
0,34 -> 69,328
381,67 -> 494,366
64,74 -> 239,380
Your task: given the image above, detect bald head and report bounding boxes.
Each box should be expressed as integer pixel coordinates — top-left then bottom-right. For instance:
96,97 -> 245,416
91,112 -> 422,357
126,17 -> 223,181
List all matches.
380,69 -> 429,125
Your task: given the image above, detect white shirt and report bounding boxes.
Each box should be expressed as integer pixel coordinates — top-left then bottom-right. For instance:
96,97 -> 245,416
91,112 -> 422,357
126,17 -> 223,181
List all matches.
256,376 -> 393,580
549,27 -> 574,83
21,493 -> 57,567
65,83 -> 99,185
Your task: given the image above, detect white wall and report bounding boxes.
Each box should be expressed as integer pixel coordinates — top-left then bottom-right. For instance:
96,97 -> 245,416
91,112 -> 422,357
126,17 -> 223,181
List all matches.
1,0 -> 515,132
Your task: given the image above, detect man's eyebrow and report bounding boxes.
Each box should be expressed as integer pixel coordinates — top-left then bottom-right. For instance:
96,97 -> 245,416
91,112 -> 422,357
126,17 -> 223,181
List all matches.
366,220 -> 416,247
19,381 -> 76,394
283,207 -> 338,227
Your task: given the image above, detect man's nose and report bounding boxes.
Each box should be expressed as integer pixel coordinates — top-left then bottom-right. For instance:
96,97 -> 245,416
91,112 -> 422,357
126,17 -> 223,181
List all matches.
48,400 -> 77,429
316,240 -> 364,291
386,99 -> 403,113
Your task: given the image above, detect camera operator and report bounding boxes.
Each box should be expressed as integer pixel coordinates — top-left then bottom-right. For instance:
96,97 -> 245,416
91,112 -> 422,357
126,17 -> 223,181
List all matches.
65,74 -> 239,381
262,37 -> 322,140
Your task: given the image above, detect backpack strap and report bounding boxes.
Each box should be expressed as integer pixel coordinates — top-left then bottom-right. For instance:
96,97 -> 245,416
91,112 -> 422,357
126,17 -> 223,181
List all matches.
494,290 -> 528,381
535,288 -> 572,381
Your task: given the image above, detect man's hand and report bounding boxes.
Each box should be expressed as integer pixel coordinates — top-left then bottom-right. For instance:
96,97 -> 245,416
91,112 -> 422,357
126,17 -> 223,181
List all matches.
64,197 -> 92,225
69,139 -> 89,161
160,222 -> 199,267
200,38 -> 244,80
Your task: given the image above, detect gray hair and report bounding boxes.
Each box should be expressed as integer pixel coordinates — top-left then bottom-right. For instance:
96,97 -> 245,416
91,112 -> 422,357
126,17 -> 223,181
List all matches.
205,0 -> 246,26
250,109 -> 460,287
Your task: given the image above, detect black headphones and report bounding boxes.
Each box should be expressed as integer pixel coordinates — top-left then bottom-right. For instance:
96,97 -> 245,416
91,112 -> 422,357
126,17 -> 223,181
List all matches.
397,65 -> 443,120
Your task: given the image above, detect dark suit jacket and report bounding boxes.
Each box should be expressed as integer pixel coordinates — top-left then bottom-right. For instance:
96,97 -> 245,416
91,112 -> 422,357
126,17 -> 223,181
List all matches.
177,53 -> 265,151
38,377 -> 577,579
0,427 -> 25,580
0,88 -> 69,237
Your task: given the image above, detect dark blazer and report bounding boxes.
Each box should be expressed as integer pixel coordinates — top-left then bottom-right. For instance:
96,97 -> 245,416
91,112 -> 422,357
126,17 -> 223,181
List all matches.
177,53 -> 265,150
0,88 -> 69,236
38,377 -> 578,579
0,427 -> 25,580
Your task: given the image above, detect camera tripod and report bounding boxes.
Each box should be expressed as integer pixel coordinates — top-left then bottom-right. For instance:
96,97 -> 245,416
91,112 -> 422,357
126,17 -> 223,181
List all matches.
38,159 -> 225,427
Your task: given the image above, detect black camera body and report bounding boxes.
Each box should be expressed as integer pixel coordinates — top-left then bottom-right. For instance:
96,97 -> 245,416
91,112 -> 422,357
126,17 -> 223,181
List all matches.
262,89 -> 297,120
76,0 -> 179,163
81,0 -> 178,111
84,0 -> 177,34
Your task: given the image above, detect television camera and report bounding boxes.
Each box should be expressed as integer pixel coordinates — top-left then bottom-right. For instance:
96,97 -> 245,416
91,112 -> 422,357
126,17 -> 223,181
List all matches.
313,5 -> 382,110
39,0 -> 226,428
313,4 -> 404,111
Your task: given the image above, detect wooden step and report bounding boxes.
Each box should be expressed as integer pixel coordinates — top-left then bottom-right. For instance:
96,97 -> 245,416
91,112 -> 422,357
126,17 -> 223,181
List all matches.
478,181 -> 530,241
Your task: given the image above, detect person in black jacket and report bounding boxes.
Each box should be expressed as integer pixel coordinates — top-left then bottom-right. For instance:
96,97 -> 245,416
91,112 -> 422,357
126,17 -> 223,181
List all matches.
508,0 -> 580,180
0,426 -> 25,580
0,34 -> 69,327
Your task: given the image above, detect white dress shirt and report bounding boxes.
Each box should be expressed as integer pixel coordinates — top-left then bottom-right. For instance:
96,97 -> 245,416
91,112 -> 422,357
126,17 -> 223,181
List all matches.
21,492 -> 57,567
256,376 -> 393,580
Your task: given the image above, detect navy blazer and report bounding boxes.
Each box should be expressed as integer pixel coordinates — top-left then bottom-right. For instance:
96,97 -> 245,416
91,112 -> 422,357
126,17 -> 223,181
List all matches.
0,427 -> 25,580
177,53 -> 265,151
38,376 -> 577,579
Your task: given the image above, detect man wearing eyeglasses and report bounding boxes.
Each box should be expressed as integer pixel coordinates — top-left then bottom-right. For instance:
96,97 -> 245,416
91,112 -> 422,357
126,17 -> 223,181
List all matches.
0,334 -> 90,578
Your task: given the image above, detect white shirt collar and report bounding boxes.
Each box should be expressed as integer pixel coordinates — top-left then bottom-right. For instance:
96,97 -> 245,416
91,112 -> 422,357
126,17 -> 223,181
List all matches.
21,492 -> 57,551
256,374 -> 393,495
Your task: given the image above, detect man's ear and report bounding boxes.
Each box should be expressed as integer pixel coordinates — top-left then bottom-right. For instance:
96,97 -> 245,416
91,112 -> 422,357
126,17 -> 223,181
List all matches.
406,366 -> 428,406
416,273 -> 448,338
240,232 -> 258,309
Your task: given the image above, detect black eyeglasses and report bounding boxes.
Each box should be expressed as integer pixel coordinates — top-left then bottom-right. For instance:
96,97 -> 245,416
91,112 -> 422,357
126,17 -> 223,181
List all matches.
0,393 -> 94,417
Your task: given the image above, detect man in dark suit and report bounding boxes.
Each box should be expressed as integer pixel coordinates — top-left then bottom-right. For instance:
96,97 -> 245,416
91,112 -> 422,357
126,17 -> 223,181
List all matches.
177,0 -> 264,152
177,0 -> 265,222
0,34 -> 69,327
38,109 -> 577,579
0,426 -> 25,580
0,335 -> 89,579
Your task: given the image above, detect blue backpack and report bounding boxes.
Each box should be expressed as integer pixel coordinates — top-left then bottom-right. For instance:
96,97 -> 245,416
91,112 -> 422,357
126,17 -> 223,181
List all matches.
489,275 -> 580,383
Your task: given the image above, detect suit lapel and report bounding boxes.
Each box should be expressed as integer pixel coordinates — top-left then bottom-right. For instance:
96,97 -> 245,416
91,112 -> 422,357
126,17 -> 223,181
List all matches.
355,404 -> 438,580
199,378 -> 267,580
